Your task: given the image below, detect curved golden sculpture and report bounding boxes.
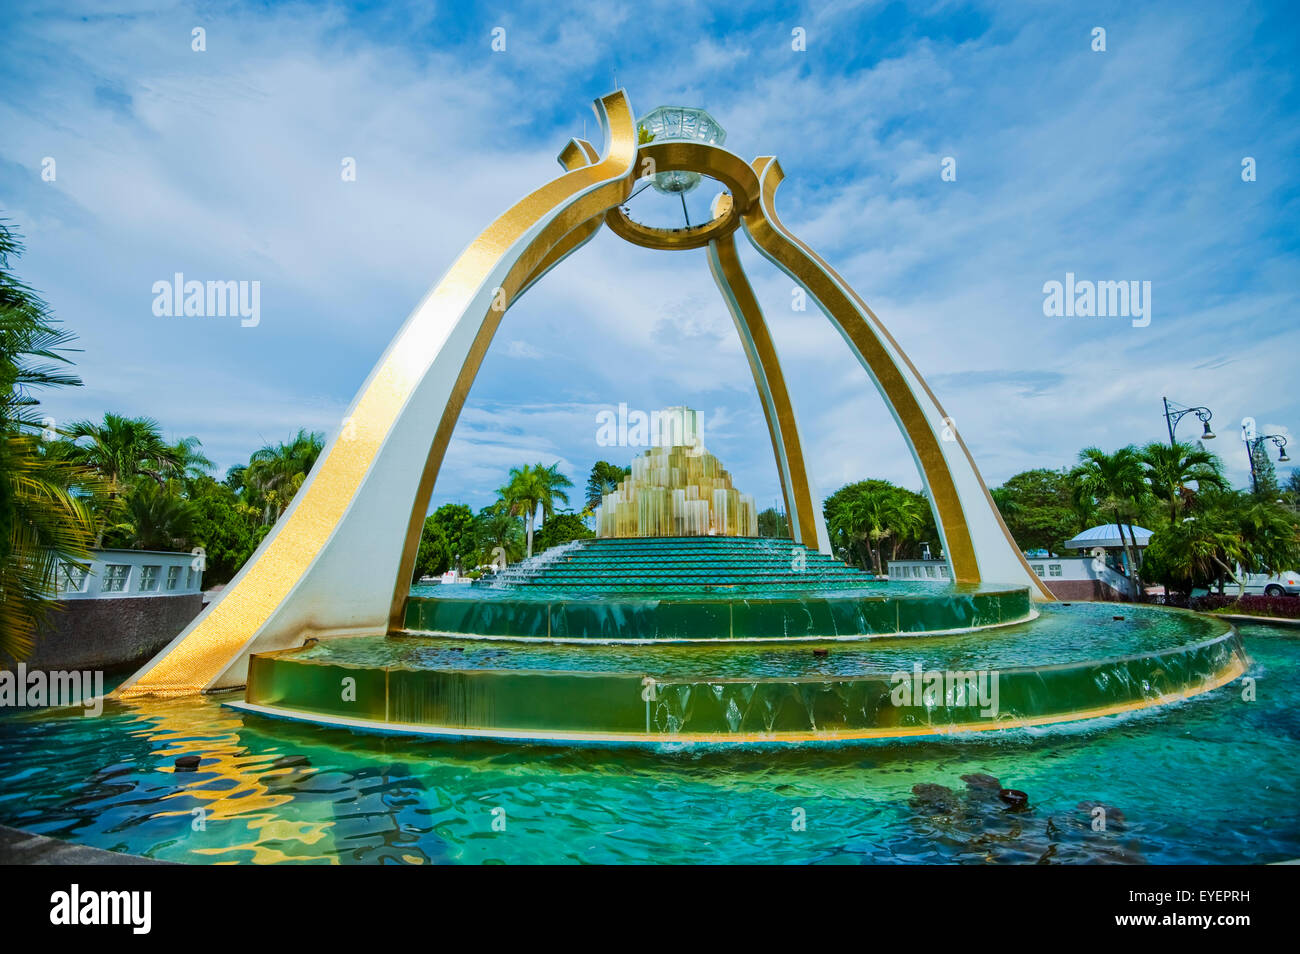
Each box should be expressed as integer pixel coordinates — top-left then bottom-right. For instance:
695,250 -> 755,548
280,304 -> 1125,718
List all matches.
118,90 -> 1049,699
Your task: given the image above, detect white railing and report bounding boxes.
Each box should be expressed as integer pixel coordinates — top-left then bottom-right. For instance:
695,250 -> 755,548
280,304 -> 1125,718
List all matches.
52,548 -> 205,601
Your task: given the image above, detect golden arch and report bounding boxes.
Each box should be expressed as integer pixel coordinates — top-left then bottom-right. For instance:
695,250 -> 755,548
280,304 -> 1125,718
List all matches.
118,91 -> 1050,699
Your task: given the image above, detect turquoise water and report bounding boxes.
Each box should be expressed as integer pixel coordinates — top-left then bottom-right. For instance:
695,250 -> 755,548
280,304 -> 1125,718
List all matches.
409,580 -> 1008,601
300,603 -> 1229,676
0,624 -> 1294,864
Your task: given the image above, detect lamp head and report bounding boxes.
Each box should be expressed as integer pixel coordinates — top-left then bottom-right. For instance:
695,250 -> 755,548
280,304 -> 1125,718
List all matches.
637,106 -> 726,196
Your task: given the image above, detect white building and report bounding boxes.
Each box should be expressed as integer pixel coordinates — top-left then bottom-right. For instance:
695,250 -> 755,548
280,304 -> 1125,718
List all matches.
53,549 -> 205,600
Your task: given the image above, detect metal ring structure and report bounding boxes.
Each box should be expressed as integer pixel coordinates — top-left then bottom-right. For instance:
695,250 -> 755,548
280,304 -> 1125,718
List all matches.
118,92 -> 639,696
742,156 -> 1053,597
117,90 -> 1049,699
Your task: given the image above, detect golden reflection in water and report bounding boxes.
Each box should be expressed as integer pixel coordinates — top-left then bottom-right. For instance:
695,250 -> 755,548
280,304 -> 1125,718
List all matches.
115,695 -> 338,864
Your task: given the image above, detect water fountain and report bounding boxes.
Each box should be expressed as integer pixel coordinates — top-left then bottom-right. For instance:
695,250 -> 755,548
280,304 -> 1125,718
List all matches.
0,91 -> 1277,867
110,91 -> 1245,746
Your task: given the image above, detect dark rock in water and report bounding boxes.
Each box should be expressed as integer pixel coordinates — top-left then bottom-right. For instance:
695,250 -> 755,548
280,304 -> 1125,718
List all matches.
174,754 -> 201,772
271,755 -> 309,770
906,780 -> 1145,863
302,637 -> 319,647
812,648 -> 829,657
999,788 -> 1030,812
1113,615 -> 1125,621
910,783 -> 959,813
961,773 -> 1001,792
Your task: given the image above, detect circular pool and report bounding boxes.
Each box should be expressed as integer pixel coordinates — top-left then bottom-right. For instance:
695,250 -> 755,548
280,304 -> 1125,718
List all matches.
233,603 -> 1247,745
0,619 -> 1289,864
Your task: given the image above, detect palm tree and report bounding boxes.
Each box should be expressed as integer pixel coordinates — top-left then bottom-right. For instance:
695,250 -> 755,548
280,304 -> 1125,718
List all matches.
64,413 -> 186,544
167,435 -> 214,482
224,463 -> 248,494
245,429 -> 324,524
1228,493 -> 1300,592
498,462 -> 573,558
66,413 -> 184,493
0,435 -> 97,662
1139,441 -> 1225,525
1070,446 -> 1149,599
825,481 -> 914,574
1142,517 -> 1247,599
0,220 -> 97,662
885,491 -> 928,564
585,460 -> 630,511
475,508 -> 524,567
114,482 -> 196,551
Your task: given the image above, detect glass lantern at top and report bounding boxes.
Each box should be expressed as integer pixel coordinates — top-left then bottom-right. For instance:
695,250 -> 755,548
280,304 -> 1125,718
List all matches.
636,106 -> 727,196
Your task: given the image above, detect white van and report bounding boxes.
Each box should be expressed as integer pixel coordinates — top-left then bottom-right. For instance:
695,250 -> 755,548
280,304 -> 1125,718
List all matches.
1238,571 -> 1300,597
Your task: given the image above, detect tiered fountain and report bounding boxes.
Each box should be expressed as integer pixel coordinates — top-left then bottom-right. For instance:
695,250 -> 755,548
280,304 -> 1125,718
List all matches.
233,410 -> 1246,745
118,92 -> 1247,747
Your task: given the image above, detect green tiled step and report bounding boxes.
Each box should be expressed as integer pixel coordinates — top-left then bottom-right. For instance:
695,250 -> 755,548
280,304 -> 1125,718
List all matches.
243,606 -> 1247,743
406,587 -> 1032,640
476,536 -> 881,594
538,561 -> 863,566
414,536 -> 1014,641
493,577 -> 880,590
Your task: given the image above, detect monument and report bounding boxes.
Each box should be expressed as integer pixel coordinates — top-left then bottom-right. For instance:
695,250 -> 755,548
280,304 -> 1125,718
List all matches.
111,93 -> 1242,750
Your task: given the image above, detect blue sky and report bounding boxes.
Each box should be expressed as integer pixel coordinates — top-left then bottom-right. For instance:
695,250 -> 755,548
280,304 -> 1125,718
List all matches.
2,0 -> 1298,515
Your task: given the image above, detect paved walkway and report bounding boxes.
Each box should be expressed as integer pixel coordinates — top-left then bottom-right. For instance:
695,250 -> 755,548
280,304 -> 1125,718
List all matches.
0,824 -> 169,864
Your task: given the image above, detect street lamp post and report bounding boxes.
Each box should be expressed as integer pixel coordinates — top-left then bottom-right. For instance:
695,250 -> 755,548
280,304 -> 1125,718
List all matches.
1244,433 -> 1290,494
1163,397 -> 1215,447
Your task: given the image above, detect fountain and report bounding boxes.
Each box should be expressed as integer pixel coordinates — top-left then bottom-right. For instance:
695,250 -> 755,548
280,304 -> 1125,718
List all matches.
113,91 -> 1246,746
0,90 -> 1278,868
231,414 -> 1245,746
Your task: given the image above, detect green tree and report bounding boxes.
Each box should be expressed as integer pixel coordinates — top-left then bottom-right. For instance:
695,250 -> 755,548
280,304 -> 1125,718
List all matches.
168,435 -> 214,483
1138,441 -> 1226,525
585,460 -> 630,510
65,412 -> 187,542
1250,442 -> 1280,498
0,221 -> 97,662
534,511 -> 594,551
66,413 -> 184,495
187,476 -> 265,586
1219,490 -> 1300,585
1142,489 -> 1299,597
1141,519 -> 1244,598
823,479 -> 931,574
475,506 -> 524,567
1282,471 -> 1300,516
108,481 -> 196,551
1069,446 -> 1149,599
413,503 -> 477,580
757,507 -> 791,539
245,429 -> 324,524
498,462 -> 573,558
991,468 -> 1082,555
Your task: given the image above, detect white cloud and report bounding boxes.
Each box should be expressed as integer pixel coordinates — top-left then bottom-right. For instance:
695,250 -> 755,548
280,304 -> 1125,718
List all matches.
2,0 -> 1296,511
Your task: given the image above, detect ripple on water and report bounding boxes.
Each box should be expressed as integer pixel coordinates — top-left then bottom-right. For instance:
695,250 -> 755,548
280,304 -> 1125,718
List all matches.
0,624 -> 1293,863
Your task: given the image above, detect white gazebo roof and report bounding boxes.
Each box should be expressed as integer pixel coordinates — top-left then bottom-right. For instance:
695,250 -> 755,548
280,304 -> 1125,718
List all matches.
1064,523 -> 1154,550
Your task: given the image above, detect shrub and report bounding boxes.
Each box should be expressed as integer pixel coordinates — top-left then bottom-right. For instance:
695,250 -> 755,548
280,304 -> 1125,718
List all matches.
1191,593 -> 1300,619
